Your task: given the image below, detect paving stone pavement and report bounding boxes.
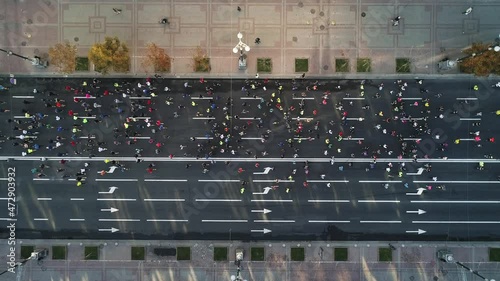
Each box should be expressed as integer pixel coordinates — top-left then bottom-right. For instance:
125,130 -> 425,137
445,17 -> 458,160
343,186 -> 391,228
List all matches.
1,0 -> 499,78
1,239 -> 499,281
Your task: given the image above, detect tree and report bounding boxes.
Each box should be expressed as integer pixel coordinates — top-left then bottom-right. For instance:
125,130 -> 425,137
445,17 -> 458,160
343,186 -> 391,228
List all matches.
459,42 -> 500,76
48,41 -> 77,74
88,36 -> 130,74
192,46 -> 211,72
141,43 -> 172,73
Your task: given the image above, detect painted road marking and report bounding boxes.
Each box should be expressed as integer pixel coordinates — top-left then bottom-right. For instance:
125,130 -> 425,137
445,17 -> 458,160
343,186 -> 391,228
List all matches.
202,220 -> 248,223
37,198 -> 52,201
401,98 -> 422,100
254,220 -> 295,223
293,97 -> 315,100
413,221 -> 500,224
344,138 -> 364,141
460,118 -> 481,121
144,199 -> 185,202
0,218 -> 17,221
98,219 -> 140,222
195,136 -> 213,140
456,97 -> 478,100
192,117 -> 215,120
240,97 -> 261,100
360,221 -> 402,223
95,179 -> 138,182
239,117 -> 261,120
195,199 -> 242,202
127,136 -> 151,139
70,198 -> 85,201
97,198 -> 136,201
144,179 -> 188,182
343,97 -> 365,100
147,219 -> 188,222
345,117 -> 364,121
307,180 -> 349,183
309,220 -> 350,223
74,96 -> 96,99
70,219 -> 85,222
13,96 -> 34,99
413,181 -> 499,184
253,179 -> 294,183
241,137 -> 263,140
251,199 -> 293,202
198,179 -> 239,182
191,96 -> 213,100
358,200 -> 400,203
359,180 -> 403,183
129,96 -> 151,100
308,200 -> 350,203
34,218 -> 48,221
411,200 -> 500,204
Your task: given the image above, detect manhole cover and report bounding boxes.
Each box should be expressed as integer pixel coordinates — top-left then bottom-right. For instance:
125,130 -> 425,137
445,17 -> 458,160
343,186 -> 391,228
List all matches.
319,11 -> 324,16
361,12 -> 366,17
311,9 -> 316,14
74,37 -> 79,42
298,2 -> 303,8
320,25 -> 325,30
34,48 -> 39,54
323,65 -> 329,70
27,19 -> 33,24
292,36 -> 298,42
21,41 -> 27,46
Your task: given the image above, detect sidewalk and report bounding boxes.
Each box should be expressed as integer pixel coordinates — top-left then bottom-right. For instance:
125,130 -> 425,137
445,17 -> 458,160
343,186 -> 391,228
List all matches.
1,239 -> 499,281
1,0 -> 498,78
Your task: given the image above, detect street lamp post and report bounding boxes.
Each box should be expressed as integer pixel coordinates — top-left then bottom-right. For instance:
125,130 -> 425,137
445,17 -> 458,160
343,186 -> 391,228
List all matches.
232,32 -> 250,70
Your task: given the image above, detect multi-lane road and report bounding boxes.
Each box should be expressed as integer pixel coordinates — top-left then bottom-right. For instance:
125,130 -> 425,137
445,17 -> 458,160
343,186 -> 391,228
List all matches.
0,76 -> 499,241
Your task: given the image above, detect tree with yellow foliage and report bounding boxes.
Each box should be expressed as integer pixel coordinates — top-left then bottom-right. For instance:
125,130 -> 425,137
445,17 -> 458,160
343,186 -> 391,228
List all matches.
88,36 -> 130,74
460,42 -> 500,76
141,43 -> 172,73
48,41 -> 77,74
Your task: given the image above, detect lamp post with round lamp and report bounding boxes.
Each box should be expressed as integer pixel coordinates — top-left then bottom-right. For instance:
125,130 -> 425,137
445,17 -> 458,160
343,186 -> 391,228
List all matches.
233,32 -> 250,70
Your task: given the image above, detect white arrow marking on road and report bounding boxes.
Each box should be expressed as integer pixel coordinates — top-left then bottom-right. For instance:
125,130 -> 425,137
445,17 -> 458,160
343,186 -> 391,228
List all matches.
251,208 -> 272,214
407,167 -> 425,176
406,209 -> 427,215
100,207 -> 119,213
253,167 -> 274,175
252,187 -> 272,195
406,229 -> 426,235
406,187 -> 426,196
251,228 -> 272,234
98,227 -> 119,233
97,166 -> 118,174
99,186 -> 118,194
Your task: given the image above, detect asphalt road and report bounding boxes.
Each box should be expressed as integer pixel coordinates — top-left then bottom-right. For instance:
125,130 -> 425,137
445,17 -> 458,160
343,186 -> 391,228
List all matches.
0,76 -> 499,241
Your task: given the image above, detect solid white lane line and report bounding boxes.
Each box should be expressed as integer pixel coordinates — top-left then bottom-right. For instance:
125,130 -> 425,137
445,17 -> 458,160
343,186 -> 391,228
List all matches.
144,199 -> 185,202
144,179 -> 188,182
147,219 -> 188,222
413,181 -> 499,184
241,137 -> 262,140
358,200 -> 400,203
413,221 -> 500,224
37,198 -> 52,201
254,220 -> 295,223
202,220 -> 247,223
195,199 -> 242,202
96,179 -> 138,182
13,96 -> 35,98
460,118 -> 481,121
343,97 -> 365,100
129,96 -> 151,100
456,97 -> 478,100
34,218 -> 48,221
309,220 -> 350,223
308,200 -> 350,203
253,179 -> 294,183
192,117 -> 215,120
198,179 -> 239,182
98,219 -> 140,222
240,97 -> 261,100
293,97 -> 314,100
70,219 -> 85,222
307,180 -> 349,183
97,198 -> 136,201
360,221 -> 402,223
251,199 -> 293,202
359,180 -> 402,183
70,198 -> 85,201
411,200 -> 500,204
